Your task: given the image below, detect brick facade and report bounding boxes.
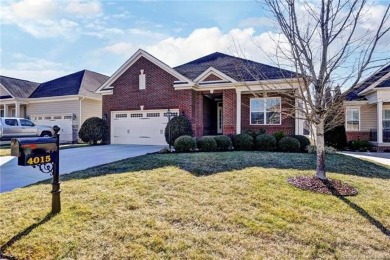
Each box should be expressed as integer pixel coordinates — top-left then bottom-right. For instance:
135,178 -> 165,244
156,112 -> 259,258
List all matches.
102,57 -> 297,143
241,93 -> 295,135
345,131 -> 370,142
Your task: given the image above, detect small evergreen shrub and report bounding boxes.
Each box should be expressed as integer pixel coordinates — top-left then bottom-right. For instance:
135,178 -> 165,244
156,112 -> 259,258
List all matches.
273,131 -> 286,143
348,140 -> 373,151
255,134 -> 277,151
197,136 -> 217,152
290,135 -> 311,152
78,117 -> 109,145
174,135 -> 196,152
165,115 -> 193,146
233,133 -> 254,150
214,135 -> 232,151
243,129 -> 266,138
325,126 -> 348,150
278,136 -> 300,152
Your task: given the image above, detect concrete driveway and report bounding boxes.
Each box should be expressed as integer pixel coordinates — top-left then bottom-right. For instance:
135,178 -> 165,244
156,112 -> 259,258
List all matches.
340,151 -> 390,166
0,144 -> 164,193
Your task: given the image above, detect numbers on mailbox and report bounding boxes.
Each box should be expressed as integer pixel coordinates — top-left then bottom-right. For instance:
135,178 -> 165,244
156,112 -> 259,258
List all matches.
27,155 -> 52,165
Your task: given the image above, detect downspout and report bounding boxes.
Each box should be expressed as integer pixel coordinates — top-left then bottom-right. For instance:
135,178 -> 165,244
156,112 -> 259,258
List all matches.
79,97 -> 85,127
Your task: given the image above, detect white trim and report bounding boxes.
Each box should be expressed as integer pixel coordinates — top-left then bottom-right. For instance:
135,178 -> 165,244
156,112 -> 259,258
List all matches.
236,90 -> 241,134
343,100 -> 368,106
378,101 -> 383,143
96,49 -> 194,93
26,95 -> 101,103
345,106 -> 360,131
249,97 -> 282,125
359,70 -> 390,95
194,67 -> 237,84
0,83 -> 15,99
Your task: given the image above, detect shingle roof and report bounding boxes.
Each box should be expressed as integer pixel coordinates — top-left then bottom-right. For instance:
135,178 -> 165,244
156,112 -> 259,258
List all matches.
0,76 -> 39,98
30,70 -> 108,98
174,52 -> 296,82
346,64 -> 390,101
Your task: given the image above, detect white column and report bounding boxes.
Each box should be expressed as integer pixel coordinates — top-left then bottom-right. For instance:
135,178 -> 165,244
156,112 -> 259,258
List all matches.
377,100 -> 383,144
4,104 -> 9,117
15,101 -> 20,117
236,90 -> 241,134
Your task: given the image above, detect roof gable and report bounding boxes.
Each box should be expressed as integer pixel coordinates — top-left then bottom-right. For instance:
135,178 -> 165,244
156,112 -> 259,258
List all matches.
96,49 -> 194,93
174,52 -> 296,82
346,63 -> 390,101
30,70 -> 108,99
0,76 -> 39,99
194,67 -> 237,85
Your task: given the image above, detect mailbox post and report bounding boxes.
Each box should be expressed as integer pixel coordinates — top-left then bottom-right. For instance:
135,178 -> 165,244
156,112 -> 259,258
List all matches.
10,125 -> 61,214
51,125 -> 61,214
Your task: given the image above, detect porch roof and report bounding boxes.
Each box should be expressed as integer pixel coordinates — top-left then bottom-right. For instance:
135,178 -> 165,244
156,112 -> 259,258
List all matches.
0,75 -> 39,99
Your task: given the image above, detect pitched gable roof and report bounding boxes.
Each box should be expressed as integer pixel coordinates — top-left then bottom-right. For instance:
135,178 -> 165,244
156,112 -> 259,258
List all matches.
174,52 -> 296,82
0,76 -> 39,99
346,63 -> 390,101
30,70 -> 108,99
96,49 -> 194,93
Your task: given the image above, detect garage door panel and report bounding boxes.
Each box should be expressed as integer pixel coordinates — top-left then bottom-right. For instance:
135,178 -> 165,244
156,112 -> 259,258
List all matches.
111,110 -> 177,145
31,114 -> 73,143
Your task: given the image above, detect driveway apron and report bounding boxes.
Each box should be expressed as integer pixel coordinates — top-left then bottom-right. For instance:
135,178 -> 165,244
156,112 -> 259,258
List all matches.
0,145 -> 164,193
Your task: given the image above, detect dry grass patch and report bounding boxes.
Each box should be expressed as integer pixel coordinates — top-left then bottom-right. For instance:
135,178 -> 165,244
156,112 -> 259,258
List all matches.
1,152 -> 389,259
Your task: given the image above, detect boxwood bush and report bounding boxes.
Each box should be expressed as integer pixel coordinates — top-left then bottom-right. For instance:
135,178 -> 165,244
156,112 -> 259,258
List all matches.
273,131 -> 286,143
197,136 -> 217,152
278,136 -> 300,152
348,140 -> 373,151
233,133 -> 253,150
165,115 -> 193,146
78,117 -> 109,145
174,135 -> 196,152
290,135 -> 311,152
255,134 -> 277,151
213,135 -> 232,151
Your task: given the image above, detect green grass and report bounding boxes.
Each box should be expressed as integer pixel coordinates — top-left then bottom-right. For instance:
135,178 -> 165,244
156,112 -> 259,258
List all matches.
1,151 -> 389,259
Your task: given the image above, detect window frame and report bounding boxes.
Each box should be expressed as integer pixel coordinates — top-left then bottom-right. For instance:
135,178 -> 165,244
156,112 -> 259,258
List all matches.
250,97 -> 282,125
345,107 -> 360,131
383,109 -> 390,130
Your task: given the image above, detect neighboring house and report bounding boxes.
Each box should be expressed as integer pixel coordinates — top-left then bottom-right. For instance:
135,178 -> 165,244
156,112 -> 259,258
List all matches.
97,49 -> 307,145
344,63 -> 390,150
0,70 -> 108,142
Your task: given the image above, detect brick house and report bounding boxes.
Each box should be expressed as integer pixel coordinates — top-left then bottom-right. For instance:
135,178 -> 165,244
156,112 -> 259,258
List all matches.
97,49 -> 307,145
344,63 -> 390,150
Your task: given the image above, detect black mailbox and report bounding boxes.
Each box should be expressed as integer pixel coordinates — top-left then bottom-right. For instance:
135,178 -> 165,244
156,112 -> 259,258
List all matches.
11,137 -> 58,166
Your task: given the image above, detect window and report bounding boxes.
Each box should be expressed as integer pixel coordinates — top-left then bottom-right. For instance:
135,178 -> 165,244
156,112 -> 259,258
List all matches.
4,119 -> 18,126
346,108 -> 359,131
115,113 -> 127,118
250,97 -> 281,125
130,113 -> 143,118
146,113 -> 160,117
383,109 -> 390,130
0,109 -> 4,117
20,119 -> 35,127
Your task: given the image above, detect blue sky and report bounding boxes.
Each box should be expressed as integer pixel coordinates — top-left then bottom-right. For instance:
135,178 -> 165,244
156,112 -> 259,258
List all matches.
0,0 -> 389,83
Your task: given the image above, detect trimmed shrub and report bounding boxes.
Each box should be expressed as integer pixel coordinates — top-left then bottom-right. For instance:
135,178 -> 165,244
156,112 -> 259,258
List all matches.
290,135 -> 311,152
78,117 -> 109,145
325,126 -> 347,150
348,140 -> 373,151
174,135 -> 196,152
165,115 -> 193,145
273,131 -> 286,143
214,135 -> 232,151
233,133 -> 253,150
255,134 -> 277,151
243,129 -> 266,138
278,136 -> 300,152
198,136 -> 217,152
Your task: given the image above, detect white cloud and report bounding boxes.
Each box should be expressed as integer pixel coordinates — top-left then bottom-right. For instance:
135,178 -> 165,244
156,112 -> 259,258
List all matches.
4,0 -> 58,20
0,69 -> 71,83
101,42 -> 136,55
65,0 -> 102,17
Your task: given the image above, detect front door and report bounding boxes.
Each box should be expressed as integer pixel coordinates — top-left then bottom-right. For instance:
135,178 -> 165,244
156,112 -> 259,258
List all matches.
217,102 -> 223,134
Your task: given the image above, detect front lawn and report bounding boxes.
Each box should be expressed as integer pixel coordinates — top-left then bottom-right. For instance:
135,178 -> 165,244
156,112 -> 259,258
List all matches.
1,152 -> 389,259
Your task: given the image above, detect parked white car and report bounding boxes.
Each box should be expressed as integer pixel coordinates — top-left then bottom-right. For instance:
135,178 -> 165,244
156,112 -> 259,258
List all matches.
0,117 -> 54,140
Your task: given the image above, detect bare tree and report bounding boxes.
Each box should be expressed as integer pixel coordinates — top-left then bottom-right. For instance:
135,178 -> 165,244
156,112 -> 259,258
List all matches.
258,0 -> 390,179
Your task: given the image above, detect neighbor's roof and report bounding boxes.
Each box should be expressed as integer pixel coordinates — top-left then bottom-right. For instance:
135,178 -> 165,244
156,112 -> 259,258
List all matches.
346,64 -> 390,101
0,76 -> 39,99
174,52 -> 296,82
30,70 -> 109,99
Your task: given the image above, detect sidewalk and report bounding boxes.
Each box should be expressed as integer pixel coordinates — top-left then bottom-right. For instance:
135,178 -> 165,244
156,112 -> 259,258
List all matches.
340,151 -> 390,167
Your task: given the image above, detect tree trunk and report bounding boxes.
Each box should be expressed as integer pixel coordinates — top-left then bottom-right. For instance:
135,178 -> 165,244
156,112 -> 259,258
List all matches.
316,120 -> 327,179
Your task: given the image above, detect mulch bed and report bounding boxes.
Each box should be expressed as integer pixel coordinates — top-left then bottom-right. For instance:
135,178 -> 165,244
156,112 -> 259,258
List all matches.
287,176 -> 358,196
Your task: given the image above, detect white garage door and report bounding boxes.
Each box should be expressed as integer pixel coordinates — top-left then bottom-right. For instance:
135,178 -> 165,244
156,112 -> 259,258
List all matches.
31,114 -> 74,143
111,110 -> 179,145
